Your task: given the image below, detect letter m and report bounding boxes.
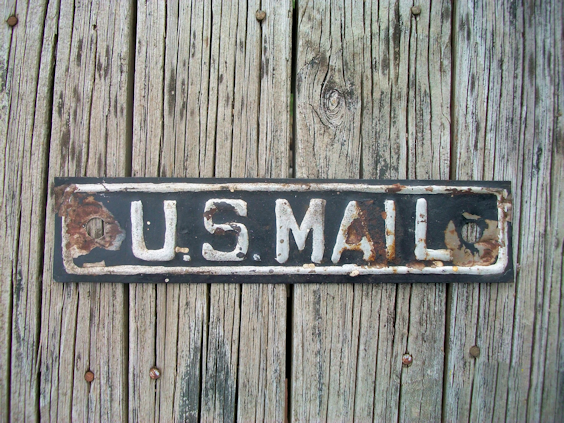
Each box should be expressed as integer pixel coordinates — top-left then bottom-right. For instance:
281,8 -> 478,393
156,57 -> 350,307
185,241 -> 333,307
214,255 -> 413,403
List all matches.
275,199 -> 326,264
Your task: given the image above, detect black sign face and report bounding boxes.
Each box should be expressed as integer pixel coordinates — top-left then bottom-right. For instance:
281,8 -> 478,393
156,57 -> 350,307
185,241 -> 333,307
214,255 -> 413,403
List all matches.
53,178 -> 513,283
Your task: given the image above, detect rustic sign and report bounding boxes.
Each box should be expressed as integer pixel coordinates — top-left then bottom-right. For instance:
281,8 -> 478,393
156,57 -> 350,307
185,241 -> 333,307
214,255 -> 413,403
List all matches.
53,178 -> 513,283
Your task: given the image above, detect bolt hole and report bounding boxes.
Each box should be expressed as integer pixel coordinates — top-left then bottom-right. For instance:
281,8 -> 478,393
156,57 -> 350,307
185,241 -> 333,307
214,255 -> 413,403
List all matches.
86,217 -> 105,240
462,222 -> 482,243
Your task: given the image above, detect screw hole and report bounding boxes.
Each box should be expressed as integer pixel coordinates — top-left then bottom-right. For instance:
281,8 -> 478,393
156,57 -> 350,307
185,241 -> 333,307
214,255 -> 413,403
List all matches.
461,222 -> 482,243
86,217 -> 105,240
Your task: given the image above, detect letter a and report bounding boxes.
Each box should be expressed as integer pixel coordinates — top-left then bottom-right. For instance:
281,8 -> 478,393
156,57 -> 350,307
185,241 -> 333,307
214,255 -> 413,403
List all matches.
331,201 -> 375,263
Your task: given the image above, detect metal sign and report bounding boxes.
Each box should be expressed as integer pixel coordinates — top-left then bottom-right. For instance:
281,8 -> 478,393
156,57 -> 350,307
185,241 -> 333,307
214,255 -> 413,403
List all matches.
53,178 -> 513,283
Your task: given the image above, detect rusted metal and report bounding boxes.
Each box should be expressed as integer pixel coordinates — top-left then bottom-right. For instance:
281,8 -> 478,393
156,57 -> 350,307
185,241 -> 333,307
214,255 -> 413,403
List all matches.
149,367 -> 161,380
56,188 -> 125,260
6,15 -> 18,26
469,346 -> 481,358
84,371 -> 94,382
402,353 -> 413,366
53,178 -> 513,283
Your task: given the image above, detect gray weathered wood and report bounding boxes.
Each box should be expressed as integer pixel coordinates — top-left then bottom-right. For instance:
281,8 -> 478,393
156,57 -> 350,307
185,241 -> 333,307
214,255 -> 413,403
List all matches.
446,1 -> 521,420
129,0 -> 166,420
0,0 -> 56,420
355,2 -> 411,421
39,1 -> 133,421
236,1 -> 292,421
131,1 -> 291,422
447,1 -> 564,422
293,1 -> 451,421
399,1 -> 451,421
505,1 -> 563,421
1,0 -> 563,421
293,1 -> 362,421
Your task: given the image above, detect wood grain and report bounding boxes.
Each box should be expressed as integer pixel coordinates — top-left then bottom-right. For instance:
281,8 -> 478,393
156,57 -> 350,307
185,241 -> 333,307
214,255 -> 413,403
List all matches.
506,1 -> 562,420
131,1 -> 291,421
39,0 -> 133,421
448,1 -> 564,422
0,0 -> 56,420
446,1 -> 521,420
355,2 -> 411,421
0,0 -> 562,421
129,0 -> 166,420
293,1 -> 451,421
236,2 -> 292,422
399,1 -> 451,421
293,2 -> 362,421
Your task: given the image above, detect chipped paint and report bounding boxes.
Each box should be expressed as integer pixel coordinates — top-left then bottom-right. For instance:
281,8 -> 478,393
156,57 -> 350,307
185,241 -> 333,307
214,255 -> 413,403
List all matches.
275,198 -> 325,263
131,200 -> 177,261
54,179 -> 513,282
202,199 -> 249,261
58,191 -> 125,259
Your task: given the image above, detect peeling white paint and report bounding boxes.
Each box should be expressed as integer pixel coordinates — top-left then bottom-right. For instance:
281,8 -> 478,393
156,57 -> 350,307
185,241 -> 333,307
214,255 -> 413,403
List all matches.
131,200 -> 177,261
61,182 -> 511,278
331,201 -> 375,263
275,198 -> 325,263
385,200 -> 396,260
202,199 -> 249,261
414,198 -> 453,262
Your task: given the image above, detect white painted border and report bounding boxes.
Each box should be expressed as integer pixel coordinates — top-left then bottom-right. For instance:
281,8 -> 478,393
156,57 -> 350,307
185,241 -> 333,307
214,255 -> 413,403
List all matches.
62,182 -> 511,278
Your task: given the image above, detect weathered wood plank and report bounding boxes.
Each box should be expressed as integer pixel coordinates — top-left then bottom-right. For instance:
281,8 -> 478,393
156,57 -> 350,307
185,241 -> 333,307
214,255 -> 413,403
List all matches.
236,1 -> 292,421
129,0 -> 165,420
506,1 -> 562,421
0,0 -> 56,420
446,0 -> 522,420
448,1 -> 564,422
398,2 -> 451,421
199,4 -> 241,419
355,1 -> 411,421
39,0 -> 133,421
542,2 -> 564,417
293,1 -> 451,422
293,1 -> 363,420
159,2 -> 209,421
132,1 -> 291,421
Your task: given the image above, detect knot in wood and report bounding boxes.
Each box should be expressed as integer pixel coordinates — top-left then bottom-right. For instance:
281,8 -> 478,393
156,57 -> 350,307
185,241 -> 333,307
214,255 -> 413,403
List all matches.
321,87 -> 346,127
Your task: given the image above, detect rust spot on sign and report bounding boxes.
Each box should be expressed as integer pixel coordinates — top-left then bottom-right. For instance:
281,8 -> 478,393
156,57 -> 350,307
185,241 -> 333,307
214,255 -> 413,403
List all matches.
342,201 -> 388,263
385,183 -> 406,193
57,187 -> 125,258
444,218 -> 500,266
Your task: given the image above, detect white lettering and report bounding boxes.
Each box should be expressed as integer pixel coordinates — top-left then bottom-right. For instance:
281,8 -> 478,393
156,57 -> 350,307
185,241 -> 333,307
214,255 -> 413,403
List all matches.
331,201 -> 375,263
131,200 -> 177,261
275,199 -> 326,263
385,200 -> 396,260
414,198 -> 453,261
202,199 -> 249,261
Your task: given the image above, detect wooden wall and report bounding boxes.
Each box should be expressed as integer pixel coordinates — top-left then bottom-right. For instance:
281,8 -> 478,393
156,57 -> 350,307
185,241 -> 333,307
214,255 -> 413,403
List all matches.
1,0 -> 562,421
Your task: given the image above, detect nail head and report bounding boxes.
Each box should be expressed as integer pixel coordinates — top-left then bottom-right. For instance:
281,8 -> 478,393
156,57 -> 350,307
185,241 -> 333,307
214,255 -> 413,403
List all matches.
402,353 -> 413,366
411,6 -> 421,15
149,366 -> 161,380
7,16 -> 18,26
84,370 -> 95,382
469,345 -> 480,358
256,10 -> 266,21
